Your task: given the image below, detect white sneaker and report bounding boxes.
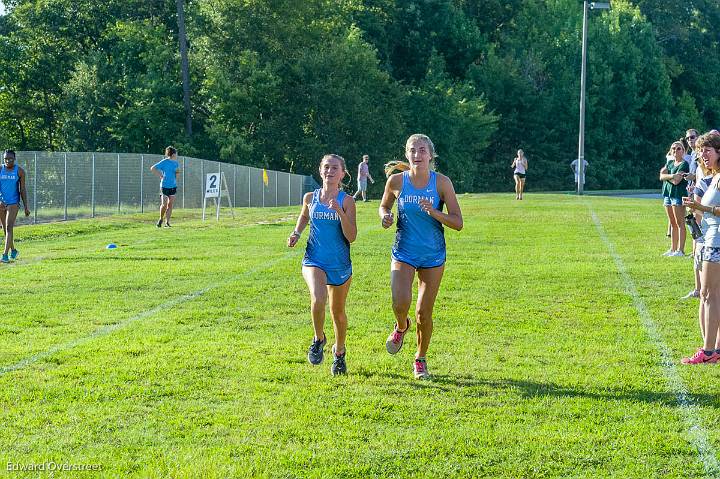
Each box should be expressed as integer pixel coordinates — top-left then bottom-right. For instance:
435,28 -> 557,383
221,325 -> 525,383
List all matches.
662,250 -> 675,256
681,290 -> 700,300
672,251 -> 685,257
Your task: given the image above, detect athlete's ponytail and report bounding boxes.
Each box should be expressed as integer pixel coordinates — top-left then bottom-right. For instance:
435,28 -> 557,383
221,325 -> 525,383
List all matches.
384,161 -> 411,177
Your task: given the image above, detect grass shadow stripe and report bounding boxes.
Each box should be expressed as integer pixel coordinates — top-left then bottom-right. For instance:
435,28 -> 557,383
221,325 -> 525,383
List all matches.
0,250 -> 300,376
589,206 -> 720,477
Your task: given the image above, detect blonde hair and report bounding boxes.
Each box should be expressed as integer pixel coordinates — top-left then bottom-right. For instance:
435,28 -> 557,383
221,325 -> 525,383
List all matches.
384,134 -> 437,176
667,141 -> 685,157
320,154 -> 351,190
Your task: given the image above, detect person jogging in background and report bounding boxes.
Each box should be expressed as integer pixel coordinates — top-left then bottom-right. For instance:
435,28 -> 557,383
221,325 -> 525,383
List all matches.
353,154 -> 375,202
288,154 -> 357,375
150,146 -> 180,227
0,150 -> 30,263
379,134 -> 463,379
511,149 -> 528,200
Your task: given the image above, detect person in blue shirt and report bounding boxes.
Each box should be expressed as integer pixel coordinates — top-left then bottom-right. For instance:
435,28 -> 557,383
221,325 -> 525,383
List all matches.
379,134 -> 463,379
287,154 -> 357,375
0,150 -> 30,263
150,146 -> 181,227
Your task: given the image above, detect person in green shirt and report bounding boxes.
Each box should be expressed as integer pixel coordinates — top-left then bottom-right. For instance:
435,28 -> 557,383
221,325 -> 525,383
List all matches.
659,140 -> 690,256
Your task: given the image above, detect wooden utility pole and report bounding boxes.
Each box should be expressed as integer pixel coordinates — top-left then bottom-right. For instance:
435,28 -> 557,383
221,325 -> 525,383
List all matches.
176,0 -> 192,136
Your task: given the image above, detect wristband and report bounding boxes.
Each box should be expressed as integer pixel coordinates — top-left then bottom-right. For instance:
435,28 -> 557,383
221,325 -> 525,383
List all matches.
291,230 -> 301,237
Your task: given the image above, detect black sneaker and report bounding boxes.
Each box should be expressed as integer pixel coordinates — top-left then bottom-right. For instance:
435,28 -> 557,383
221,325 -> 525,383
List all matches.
156,219 -> 163,227
331,345 -> 346,375
165,222 -> 172,227
307,335 -> 326,365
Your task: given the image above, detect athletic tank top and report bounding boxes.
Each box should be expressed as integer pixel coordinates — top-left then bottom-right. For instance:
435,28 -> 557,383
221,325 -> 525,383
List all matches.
393,171 -> 445,260
304,189 -> 351,270
0,165 -> 20,205
514,158 -> 526,174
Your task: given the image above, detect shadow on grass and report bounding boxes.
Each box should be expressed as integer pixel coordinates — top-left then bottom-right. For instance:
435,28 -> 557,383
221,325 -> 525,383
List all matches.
426,374 -> 720,408
351,370 -> 720,408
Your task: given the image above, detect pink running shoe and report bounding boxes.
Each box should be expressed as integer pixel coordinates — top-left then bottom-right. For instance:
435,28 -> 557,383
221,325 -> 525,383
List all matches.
681,348 -> 720,364
386,319 -> 410,354
414,358 -> 430,379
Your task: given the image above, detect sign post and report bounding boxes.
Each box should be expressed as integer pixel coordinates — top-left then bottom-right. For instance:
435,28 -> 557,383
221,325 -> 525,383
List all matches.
203,171 -> 234,221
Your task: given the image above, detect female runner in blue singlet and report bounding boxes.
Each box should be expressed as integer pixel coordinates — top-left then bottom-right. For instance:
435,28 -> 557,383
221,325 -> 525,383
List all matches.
150,146 -> 180,227
379,134 -> 463,379
0,150 -> 30,263
288,154 -> 357,375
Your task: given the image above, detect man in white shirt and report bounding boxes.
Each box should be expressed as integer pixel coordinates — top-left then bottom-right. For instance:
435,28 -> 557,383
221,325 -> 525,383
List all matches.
570,159 -> 589,187
353,154 -> 375,202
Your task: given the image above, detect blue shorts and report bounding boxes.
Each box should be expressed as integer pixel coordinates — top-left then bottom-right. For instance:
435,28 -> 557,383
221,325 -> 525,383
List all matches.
663,196 -> 682,206
391,251 -> 445,270
302,262 -> 352,286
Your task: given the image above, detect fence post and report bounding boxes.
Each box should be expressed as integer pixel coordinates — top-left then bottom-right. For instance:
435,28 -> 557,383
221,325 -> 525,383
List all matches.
248,168 -> 251,207
289,174 -> 292,206
90,153 -> 95,218
275,171 -> 278,206
182,156 -> 185,209
140,155 -> 144,214
201,159 -> 205,209
262,170 -> 265,207
233,164 -> 237,208
117,153 -> 121,213
63,152 -> 68,221
33,153 -> 37,224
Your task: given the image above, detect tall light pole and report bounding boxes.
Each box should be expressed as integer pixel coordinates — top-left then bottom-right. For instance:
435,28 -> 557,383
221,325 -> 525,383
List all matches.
577,1 -> 610,195
176,0 -> 192,137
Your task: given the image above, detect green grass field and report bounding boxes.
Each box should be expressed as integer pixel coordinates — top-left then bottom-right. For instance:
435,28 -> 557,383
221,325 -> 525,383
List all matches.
1,194 -> 717,478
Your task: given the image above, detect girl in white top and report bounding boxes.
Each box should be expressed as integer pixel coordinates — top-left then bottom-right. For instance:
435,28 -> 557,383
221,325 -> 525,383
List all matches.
682,132 -> 720,364
511,149 -> 528,200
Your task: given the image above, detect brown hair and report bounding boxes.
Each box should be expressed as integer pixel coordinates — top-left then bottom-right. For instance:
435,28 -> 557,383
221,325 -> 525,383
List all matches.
384,134 -> 437,176
696,133 -> 720,176
321,154 -> 351,190
165,146 -> 177,157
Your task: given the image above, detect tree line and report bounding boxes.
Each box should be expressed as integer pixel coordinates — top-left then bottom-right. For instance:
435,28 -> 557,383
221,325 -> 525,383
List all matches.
0,0 -> 717,192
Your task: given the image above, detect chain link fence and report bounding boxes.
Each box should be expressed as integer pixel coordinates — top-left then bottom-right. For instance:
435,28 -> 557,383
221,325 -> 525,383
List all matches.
13,152 -> 318,224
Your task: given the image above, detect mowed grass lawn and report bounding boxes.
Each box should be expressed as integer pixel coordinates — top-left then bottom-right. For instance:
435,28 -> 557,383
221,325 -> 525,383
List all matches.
1,193 -> 718,478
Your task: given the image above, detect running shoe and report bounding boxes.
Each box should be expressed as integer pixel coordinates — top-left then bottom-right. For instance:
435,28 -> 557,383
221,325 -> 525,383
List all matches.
0,254 -> 8,264
386,319 -> 410,354
671,251 -> 685,257
307,335 -> 326,365
681,348 -> 720,364
414,357 -> 430,379
331,345 -> 347,375
165,223 -> 172,228
156,219 -> 163,228
681,290 -> 700,300
9,249 -> 18,260
662,249 -> 675,256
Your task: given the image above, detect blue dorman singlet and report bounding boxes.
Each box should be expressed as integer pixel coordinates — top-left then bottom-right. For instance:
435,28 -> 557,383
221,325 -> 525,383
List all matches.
392,171 -> 446,266
0,165 -> 20,205
303,189 -> 351,271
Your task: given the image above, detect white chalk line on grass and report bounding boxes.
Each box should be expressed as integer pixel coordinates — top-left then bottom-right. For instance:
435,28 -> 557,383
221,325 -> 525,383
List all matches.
0,250 -> 300,376
590,208 -> 720,476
